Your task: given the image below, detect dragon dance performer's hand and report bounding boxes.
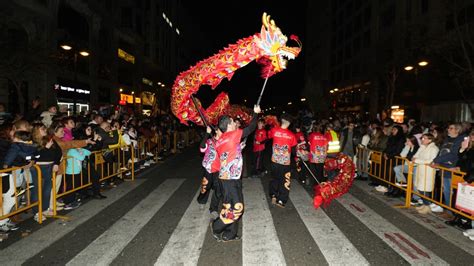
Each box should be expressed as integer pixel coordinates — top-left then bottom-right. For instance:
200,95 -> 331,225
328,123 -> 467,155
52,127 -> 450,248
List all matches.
206,126 -> 212,134
254,105 -> 261,114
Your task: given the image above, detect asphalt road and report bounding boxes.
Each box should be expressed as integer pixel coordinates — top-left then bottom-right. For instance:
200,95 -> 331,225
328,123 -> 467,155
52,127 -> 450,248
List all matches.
1,147 -> 473,265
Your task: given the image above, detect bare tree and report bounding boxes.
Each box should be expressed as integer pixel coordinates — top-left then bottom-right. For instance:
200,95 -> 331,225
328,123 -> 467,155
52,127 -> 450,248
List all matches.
0,5 -> 53,114
426,0 -> 474,114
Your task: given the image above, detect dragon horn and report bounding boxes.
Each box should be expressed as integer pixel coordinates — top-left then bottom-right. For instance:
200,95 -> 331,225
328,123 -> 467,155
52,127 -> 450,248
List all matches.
262,12 -> 276,31
290,34 -> 302,48
262,12 -> 269,28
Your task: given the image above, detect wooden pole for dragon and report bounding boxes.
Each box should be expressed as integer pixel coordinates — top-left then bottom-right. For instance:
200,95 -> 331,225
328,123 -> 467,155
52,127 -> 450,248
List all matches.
256,74 -> 270,106
190,95 -> 216,131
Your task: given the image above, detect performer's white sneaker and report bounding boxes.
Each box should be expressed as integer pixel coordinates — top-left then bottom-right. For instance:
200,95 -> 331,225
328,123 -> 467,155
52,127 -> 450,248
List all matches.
276,200 -> 286,208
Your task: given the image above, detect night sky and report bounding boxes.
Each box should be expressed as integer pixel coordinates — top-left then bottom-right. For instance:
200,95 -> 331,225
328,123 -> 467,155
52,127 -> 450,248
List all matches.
181,1 -> 307,109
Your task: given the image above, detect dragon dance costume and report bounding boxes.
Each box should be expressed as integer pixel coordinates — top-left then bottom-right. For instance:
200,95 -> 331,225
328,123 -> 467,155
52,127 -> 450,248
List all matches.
211,115 -> 257,241
307,131 -> 329,185
197,133 -> 221,214
294,128 -> 309,183
268,125 -> 297,206
252,125 -> 268,176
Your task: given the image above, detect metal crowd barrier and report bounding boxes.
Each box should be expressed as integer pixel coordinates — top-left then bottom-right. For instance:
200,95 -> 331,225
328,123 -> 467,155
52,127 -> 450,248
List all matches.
356,147 -> 474,221
0,165 -> 43,224
50,145 -> 135,219
0,129 -> 197,224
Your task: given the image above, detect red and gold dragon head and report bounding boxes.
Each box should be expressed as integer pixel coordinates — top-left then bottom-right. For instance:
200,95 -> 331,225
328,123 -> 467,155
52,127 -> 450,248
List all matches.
171,12 -> 302,126
254,12 -> 302,77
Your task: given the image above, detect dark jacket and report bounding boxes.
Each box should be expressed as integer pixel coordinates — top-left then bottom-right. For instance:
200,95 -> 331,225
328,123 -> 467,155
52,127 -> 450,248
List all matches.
0,138 -> 11,166
25,107 -> 42,122
457,148 -> 474,183
3,142 -> 38,168
433,135 -> 464,168
384,127 -> 405,158
96,128 -> 119,149
36,140 -> 62,165
406,145 -> 419,161
340,128 -> 361,155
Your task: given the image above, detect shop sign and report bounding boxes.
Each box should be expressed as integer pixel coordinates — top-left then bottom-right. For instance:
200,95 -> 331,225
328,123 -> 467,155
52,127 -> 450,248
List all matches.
120,93 -> 134,104
118,48 -> 135,64
54,84 -> 90,94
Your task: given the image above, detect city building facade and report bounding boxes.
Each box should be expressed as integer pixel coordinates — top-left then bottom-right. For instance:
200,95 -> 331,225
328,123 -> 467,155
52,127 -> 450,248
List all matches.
0,0 -> 205,116
304,0 -> 474,121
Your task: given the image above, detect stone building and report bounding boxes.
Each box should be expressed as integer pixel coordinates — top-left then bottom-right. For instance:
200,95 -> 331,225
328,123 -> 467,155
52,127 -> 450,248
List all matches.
0,0 -> 206,115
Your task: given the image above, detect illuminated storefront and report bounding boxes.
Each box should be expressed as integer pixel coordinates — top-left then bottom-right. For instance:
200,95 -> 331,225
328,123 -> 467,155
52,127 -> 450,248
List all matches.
54,83 -> 90,115
390,106 -> 405,123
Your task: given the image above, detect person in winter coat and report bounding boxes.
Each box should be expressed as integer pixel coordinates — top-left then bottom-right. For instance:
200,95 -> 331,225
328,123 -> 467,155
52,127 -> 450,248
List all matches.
431,123 -> 464,210
412,133 -> 440,214
31,123 -> 62,218
388,135 -> 420,197
340,122 -> 360,159
380,125 -> 406,192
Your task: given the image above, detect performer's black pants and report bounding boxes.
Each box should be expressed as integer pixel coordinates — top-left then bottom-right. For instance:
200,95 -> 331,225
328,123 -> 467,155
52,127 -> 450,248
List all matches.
295,159 -> 306,182
270,163 -> 291,204
197,170 -> 221,213
212,179 -> 244,239
253,150 -> 264,175
307,162 -> 325,186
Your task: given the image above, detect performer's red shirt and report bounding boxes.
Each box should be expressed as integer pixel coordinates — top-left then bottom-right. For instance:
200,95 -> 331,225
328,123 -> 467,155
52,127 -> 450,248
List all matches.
201,138 -> 220,173
294,131 -> 308,161
308,132 -> 329,163
268,126 -> 297,165
215,129 -> 243,180
253,128 -> 267,152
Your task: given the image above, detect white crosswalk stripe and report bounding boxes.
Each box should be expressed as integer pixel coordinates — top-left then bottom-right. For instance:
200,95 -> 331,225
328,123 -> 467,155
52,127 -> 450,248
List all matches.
290,182 -> 369,265
4,174 -> 470,265
1,179 -> 146,266
154,188 -> 211,265
67,179 -> 185,266
243,178 -> 286,265
336,193 -> 448,265
353,182 -> 474,256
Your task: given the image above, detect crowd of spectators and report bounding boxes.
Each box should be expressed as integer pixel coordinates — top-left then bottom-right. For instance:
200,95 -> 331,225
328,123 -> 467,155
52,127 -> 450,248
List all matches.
287,110 -> 474,237
0,97 -> 190,234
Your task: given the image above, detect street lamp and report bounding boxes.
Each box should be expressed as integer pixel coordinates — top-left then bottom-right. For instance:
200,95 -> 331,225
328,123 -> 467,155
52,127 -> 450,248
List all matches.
404,61 -> 428,72
60,44 -> 72,50
79,51 -> 90,57
60,44 -> 90,115
418,61 -> 428,67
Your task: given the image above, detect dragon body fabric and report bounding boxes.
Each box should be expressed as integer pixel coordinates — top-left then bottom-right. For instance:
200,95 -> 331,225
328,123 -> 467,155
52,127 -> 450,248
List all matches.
171,13 -> 301,126
313,153 -> 356,208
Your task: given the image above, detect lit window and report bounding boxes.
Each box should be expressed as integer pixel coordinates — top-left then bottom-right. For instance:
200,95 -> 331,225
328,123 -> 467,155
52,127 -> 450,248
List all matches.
176,28 -> 180,35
